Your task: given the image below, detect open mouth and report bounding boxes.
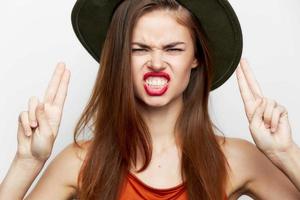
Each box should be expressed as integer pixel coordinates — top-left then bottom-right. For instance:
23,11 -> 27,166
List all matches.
144,77 -> 169,96
143,72 -> 170,96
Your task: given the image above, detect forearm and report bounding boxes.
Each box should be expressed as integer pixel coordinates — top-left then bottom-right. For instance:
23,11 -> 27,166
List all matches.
276,143 -> 300,191
0,154 -> 45,200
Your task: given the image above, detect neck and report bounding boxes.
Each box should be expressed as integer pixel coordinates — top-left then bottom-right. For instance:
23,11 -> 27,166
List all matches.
136,96 -> 183,154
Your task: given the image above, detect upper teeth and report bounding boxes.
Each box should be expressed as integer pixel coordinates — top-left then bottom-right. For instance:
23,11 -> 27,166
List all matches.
146,77 -> 168,86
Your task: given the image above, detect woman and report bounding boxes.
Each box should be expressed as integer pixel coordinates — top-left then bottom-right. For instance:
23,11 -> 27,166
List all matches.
0,0 -> 300,199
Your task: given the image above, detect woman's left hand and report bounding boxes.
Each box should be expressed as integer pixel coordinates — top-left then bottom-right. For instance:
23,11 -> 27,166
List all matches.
235,58 -> 296,166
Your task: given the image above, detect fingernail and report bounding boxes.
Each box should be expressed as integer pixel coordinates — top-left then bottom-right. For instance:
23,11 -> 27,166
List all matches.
39,103 -> 44,110
31,121 -> 37,127
265,124 -> 270,129
26,129 -> 31,136
257,98 -> 263,105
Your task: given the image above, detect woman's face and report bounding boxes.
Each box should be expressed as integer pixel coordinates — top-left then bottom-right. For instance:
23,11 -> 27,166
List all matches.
131,10 -> 198,107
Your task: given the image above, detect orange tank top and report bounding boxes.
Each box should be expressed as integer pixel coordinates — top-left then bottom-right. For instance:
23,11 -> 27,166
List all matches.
119,171 -> 228,200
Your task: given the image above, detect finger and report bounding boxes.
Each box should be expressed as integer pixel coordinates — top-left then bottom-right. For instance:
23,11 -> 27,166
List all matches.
236,64 -> 255,108
53,68 -> 71,110
236,65 -> 255,115
236,63 -> 259,121
35,102 -> 53,138
276,105 -> 289,125
247,98 -> 263,120
250,98 -> 266,127
239,58 -> 263,99
43,62 -> 66,104
263,98 -> 277,128
279,106 -> 289,123
18,111 -> 32,137
28,96 -> 39,127
270,105 -> 285,132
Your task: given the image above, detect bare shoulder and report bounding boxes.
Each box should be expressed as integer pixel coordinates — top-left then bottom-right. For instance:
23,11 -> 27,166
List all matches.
217,136 -> 300,199
25,140 -> 91,200
51,139 -> 91,188
216,136 -> 256,197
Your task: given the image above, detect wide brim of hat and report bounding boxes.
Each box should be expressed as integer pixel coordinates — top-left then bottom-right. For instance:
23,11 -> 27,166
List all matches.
71,0 -> 243,91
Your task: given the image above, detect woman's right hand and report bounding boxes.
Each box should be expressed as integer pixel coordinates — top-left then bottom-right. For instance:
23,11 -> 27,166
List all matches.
16,62 -> 71,162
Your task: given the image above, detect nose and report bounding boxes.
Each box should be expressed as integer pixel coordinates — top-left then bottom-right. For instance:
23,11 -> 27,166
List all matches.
147,50 -> 166,71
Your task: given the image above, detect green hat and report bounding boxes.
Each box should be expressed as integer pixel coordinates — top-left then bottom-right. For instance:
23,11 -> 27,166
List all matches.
71,0 -> 243,91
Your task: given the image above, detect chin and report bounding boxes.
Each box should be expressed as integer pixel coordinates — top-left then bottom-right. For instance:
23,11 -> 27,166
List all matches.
145,97 -> 170,107
135,95 -> 170,108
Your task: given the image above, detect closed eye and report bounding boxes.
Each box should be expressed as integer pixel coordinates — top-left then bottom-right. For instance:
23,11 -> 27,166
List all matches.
132,48 -> 147,52
131,48 -> 183,52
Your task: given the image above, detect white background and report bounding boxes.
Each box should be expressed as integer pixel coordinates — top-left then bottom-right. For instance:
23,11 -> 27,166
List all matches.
0,0 -> 299,199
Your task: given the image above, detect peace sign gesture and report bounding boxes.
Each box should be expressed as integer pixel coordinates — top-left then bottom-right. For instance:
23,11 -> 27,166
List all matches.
16,62 -> 70,162
235,58 -> 295,166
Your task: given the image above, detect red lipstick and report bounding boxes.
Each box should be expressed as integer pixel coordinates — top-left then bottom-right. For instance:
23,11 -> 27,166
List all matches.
143,72 -> 170,81
143,71 -> 170,96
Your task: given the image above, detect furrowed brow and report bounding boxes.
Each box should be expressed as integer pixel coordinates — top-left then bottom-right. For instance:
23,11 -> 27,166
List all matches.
131,42 -> 186,49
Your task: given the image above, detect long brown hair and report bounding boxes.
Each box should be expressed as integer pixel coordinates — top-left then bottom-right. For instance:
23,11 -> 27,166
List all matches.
73,0 -> 229,199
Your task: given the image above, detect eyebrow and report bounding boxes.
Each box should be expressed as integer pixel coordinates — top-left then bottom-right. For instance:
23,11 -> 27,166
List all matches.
131,41 -> 186,49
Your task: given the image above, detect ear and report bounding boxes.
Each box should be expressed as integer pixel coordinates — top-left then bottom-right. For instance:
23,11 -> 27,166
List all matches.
191,58 -> 198,69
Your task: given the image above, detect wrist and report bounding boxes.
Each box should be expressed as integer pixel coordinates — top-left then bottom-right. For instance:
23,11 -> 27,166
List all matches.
14,154 -> 46,170
285,143 -> 300,163
273,142 -> 300,170
0,154 -> 47,199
